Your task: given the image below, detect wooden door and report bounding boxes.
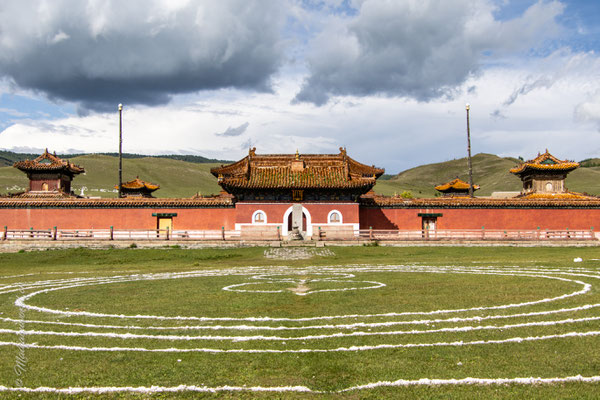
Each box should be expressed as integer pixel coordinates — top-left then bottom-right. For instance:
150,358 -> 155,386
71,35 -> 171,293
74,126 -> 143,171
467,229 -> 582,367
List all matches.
158,217 -> 173,237
421,217 -> 437,238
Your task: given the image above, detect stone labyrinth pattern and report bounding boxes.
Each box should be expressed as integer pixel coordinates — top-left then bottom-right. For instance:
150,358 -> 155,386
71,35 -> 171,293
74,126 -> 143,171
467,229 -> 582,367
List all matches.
1,264 -> 600,394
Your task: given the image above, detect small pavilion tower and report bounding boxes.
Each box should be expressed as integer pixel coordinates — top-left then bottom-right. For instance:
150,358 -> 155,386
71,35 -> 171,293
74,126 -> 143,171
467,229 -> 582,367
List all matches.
116,177 -> 160,198
510,150 -> 579,195
435,178 -> 479,197
13,149 -> 84,195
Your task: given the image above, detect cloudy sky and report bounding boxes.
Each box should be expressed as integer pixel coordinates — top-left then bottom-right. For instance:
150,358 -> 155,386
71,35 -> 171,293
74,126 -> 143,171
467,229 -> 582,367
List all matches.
0,0 -> 599,173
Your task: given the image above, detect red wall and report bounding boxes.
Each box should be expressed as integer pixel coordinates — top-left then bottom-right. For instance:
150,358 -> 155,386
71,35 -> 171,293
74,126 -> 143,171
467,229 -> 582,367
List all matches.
360,207 -> 600,230
235,202 -> 359,224
0,208 -> 236,230
2,205 -> 600,232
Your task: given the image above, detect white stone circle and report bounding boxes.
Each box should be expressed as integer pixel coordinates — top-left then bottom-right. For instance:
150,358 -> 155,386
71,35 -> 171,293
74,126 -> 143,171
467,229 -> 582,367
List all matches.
1,264 -> 600,394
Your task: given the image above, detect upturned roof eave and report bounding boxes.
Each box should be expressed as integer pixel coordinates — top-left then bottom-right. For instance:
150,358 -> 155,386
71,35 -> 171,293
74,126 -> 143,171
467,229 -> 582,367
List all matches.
509,164 -> 579,175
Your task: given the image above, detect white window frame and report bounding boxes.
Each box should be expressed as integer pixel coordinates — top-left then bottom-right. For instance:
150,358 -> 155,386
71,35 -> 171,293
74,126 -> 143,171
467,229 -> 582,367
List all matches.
328,210 -> 343,224
252,210 -> 267,224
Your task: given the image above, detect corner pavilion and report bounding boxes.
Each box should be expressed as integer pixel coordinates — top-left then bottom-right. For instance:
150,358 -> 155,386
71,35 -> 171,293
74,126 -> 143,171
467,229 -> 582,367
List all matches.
12,149 -> 84,197
510,150 -> 582,198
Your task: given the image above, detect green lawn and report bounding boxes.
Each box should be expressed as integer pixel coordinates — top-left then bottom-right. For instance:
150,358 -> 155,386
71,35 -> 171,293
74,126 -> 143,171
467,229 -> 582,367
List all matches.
1,246 -> 600,398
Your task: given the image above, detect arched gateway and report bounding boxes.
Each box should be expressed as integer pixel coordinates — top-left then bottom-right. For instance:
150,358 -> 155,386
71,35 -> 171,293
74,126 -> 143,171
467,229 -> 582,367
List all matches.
283,205 -> 312,238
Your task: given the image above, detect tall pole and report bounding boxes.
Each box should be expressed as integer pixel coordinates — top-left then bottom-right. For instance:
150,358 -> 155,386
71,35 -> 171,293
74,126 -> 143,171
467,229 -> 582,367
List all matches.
466,103 -> 474,198
118,104 -> 123,198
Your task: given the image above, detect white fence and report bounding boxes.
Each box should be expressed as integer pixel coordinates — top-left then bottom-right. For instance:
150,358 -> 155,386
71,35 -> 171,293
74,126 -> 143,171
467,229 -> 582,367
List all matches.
0,227 -> 595,242
1,227 -> 240,241
354,228 -> 596,241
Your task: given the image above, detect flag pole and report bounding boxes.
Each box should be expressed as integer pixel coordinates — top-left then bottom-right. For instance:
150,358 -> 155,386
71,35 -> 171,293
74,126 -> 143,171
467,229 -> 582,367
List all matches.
118,103 -> 123,198
466,103 -> 474,198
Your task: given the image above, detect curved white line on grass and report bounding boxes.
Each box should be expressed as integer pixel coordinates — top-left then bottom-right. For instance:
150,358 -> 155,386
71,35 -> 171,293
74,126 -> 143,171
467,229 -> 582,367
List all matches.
3,302 -> 600,331
2,316 -> 600,342
0,384 -> 314,394
1,330 -> 598,353
222,280 -> 386,296
1,375 -> 600,394
0,273 -> 36,280
1,264 -> 600,393
13,271 -> 589,322
251,272 -> 356,280
339,375 -> 600,391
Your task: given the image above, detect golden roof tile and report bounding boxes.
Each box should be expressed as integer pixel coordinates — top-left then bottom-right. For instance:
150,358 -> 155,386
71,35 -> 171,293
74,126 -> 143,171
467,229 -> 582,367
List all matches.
116,177 -> 160,191
211,148 -> 384,191
510,150 -> 579,175
435,178 -> 480,192
360,194 -> 600,208
0,197 -> 233,208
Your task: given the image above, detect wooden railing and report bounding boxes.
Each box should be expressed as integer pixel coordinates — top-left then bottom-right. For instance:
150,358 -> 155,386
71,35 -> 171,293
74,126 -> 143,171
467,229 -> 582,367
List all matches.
354,228 -> 596,241
1,227 -> 596,242
1,227 -> 240,241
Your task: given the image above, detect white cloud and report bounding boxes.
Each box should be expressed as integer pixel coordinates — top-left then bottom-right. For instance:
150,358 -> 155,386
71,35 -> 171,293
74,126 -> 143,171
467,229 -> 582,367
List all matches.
294,0 -> 565,105
575,91 -> 600,131
48,31 -> 70,45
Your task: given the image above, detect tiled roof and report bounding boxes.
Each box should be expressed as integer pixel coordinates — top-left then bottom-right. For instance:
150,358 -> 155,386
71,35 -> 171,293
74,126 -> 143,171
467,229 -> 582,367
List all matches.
13,149 -> 85,174
0,197 -> 233,208
518,191 -> 593,200
116,177 -> 160,191
510,150 -> 579,175
226,166 -> 376,189
435,178 -> 480,192
360,194 -> 600,208
211,147 -> 384,191
9,190 -> 77,199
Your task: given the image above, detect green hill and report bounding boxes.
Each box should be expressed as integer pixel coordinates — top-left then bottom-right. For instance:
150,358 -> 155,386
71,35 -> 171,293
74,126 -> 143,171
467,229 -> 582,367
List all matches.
374,153 -> 600,197
2,152 -> 600,198
0,155 -> 222,198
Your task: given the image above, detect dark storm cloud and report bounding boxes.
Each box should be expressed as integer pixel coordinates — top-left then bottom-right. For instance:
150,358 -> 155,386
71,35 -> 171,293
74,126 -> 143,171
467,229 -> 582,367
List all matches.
294,0 -> 565,105
0,1 -> 286,111
215,122 -> 249,137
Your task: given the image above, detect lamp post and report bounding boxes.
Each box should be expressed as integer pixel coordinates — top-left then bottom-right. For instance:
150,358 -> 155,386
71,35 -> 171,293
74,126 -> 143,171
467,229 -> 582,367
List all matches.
466,103 -> 474,198
118,104 -> 123,198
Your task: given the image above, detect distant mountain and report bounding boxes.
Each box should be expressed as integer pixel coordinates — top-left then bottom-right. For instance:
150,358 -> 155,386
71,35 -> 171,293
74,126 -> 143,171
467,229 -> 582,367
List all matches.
0,150 -> 229,168
0,150 -> 40,167
580,158 -> 600,168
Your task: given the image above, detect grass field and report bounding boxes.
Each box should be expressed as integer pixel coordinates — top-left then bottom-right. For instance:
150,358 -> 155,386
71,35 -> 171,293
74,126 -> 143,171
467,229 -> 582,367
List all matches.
1,246 -> 600,398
